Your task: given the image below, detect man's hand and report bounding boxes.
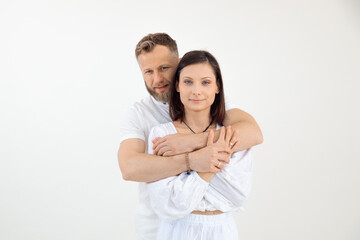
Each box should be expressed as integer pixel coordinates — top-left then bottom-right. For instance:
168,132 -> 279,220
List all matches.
152,133 -> 199,156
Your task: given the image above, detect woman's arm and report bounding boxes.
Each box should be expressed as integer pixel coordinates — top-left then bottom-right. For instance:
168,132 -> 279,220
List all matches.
146,126 -> 238,221
204,149 -> 253,211
147,171 -> 209,222
146,125 -> 209,222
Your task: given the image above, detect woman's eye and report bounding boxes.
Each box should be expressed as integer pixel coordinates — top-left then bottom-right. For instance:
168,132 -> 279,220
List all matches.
184,80 -> 192,84
202,81 -> 210,85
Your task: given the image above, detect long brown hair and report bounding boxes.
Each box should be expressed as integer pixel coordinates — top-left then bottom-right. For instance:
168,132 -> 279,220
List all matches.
169,50 -> 226,125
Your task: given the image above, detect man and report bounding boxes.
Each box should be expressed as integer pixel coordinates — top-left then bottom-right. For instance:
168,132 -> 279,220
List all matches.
118,33 -> 263,239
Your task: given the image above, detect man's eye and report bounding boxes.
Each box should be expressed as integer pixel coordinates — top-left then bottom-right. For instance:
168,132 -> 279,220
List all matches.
145,70 -> 152,74
161,67 -> 168,70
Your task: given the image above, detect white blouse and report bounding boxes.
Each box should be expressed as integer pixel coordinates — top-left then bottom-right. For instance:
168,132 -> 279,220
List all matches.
147,122 -> 253,222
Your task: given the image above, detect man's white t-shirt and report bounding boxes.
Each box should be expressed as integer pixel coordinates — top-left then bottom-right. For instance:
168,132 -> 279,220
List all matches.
119,95 -> 235,240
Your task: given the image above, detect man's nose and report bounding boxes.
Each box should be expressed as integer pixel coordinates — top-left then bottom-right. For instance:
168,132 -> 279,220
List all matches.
153,71 -> 163,84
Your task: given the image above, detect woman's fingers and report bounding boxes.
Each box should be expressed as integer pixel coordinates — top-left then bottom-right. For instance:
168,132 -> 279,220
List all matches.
229,130 -> 239,149
207,130 -> 214,146
152,137 -> 166,150
231,140 -> 240,151
157,146 -> 171,156
219,126 -> 225,141
211,166 -> 221,173
216,152 -> 230,164
153,141 -> 167,155
225,126 -> 232,144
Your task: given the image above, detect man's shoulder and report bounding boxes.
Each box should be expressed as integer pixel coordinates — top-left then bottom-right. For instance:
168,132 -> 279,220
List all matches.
119,96 -> 151,121
120,96 -> 152,117
127,95 -> 167,112
127,95 -> 153,109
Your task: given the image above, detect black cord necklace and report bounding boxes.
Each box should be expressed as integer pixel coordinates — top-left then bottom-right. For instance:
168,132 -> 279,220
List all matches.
183,118 -> 214,134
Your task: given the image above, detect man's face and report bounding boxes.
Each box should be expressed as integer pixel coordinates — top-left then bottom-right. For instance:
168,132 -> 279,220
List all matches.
137,45 -> 178,103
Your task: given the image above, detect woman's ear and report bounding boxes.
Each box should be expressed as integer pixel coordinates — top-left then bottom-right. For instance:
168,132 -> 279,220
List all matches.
216,81 -> 220,94
176,82 -> 180,92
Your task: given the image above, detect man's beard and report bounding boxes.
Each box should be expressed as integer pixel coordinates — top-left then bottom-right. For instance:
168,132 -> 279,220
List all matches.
145,82 -> 170,103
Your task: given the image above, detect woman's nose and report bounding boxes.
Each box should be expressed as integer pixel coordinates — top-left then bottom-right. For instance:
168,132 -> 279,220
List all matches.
192,84 -> 201,95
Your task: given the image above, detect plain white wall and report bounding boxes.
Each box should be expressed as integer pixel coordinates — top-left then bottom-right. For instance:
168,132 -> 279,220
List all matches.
1,0 -> 359,239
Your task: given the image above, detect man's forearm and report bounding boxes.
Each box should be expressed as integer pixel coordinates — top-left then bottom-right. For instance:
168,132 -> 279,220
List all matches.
228,121 -> 263,151
193,124 -> 262,152
223,108 -> 263,150
119,134 -> 230,183
192,110 -> 263,152
120,152 -> 187,183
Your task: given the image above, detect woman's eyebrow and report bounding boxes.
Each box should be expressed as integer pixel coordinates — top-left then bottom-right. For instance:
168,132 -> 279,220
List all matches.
201,76 -> 214,80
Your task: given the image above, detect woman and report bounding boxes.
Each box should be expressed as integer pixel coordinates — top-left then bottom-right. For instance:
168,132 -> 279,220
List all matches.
147,50 -> 253,240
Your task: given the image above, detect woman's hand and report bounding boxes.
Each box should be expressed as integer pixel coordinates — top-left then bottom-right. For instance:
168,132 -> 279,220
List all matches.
212,126 -> 240,156
189,128 -> 240,172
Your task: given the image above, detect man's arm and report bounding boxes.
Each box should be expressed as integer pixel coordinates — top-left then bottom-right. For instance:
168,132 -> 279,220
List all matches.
118,138 -> 230,183
222,108 -> 263,151
118,138 -> 186,182
153,108 -> 263,156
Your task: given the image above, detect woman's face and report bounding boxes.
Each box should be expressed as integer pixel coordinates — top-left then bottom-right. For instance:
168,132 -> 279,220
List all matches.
177,62 -> 219,113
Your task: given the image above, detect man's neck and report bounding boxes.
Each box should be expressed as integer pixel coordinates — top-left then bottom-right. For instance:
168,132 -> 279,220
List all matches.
150,95 -> 168,105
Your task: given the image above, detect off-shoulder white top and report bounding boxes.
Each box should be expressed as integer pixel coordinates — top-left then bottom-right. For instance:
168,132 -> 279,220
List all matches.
147,122 -> 253,222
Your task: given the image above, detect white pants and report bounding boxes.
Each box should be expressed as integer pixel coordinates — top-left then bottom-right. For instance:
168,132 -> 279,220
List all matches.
156,212 -> 239,240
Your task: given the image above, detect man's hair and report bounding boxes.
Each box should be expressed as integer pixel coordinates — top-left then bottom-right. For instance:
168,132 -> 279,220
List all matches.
135,33 -> 178,58
169,50 -> 226,125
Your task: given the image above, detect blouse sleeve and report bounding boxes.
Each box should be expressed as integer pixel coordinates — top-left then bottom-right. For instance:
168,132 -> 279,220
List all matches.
146,125 -> 210,222
204,149 -> 253,212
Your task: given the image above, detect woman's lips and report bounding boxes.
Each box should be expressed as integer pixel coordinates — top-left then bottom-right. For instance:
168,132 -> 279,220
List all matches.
189,99 -> 205,102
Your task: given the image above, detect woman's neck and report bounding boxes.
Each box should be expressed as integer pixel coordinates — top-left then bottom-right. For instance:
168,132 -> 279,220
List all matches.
183,109 -> 213,133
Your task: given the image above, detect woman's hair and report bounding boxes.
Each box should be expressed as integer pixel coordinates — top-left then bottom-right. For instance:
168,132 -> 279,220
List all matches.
169,50 -> 226,125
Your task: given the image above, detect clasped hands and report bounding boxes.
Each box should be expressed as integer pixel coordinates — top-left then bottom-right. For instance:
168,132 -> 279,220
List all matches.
152,126 -> 240,173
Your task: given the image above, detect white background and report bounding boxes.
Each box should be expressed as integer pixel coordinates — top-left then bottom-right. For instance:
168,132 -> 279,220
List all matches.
1,0 -> 359,239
